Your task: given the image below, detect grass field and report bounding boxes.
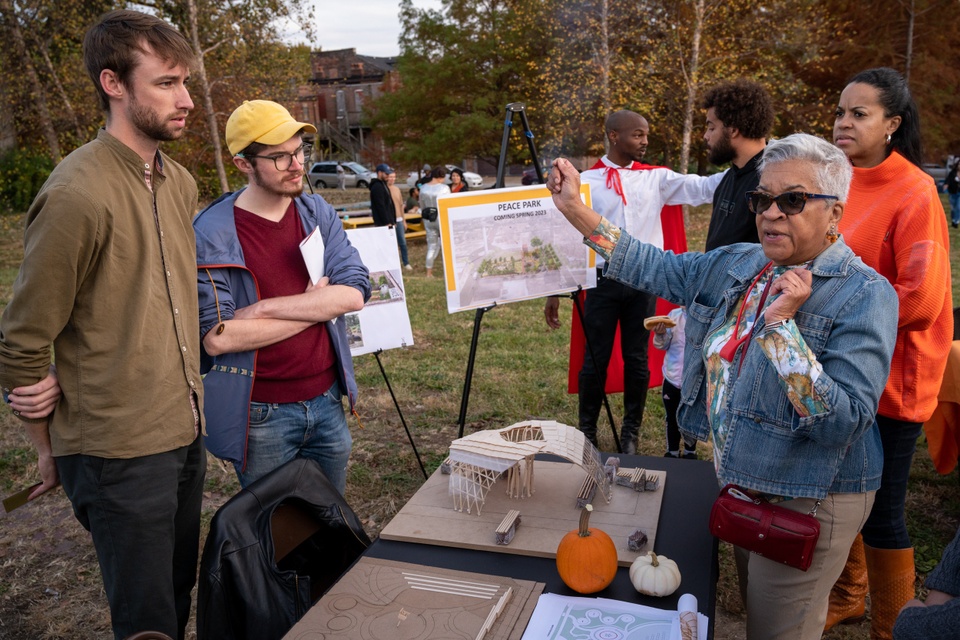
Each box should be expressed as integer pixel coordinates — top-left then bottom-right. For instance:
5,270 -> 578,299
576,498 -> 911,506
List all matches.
0,189 -> 958,639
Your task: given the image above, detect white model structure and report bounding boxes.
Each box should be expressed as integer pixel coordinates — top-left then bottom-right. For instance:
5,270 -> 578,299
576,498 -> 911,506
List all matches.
447,420 -> 611,515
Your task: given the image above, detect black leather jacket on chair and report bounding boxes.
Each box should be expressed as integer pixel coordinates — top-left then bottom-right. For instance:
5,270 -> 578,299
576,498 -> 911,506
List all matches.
197,458 -> 371,640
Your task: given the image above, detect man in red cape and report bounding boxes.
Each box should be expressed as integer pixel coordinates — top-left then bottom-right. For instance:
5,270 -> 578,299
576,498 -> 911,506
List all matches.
544,110 -> 723,453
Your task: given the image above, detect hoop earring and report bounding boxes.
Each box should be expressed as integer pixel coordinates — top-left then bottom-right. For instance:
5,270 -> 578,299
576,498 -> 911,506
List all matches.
827,225 -> 839,244
886,133 -> 892,144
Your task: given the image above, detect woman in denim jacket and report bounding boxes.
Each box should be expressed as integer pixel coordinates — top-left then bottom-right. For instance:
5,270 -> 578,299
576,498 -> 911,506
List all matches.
549,133 -> 898,640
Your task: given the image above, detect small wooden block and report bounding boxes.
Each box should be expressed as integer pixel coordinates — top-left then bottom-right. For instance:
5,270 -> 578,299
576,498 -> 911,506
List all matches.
495,509 -> 521,545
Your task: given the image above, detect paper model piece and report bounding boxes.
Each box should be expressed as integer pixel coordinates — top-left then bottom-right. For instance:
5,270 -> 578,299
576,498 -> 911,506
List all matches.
603,457 -> 620,484
615,467 -> 661,492
440,457 -> 453,474
627,528 -> 649,552
283,557 -> 545,640
576,475 -> 597,508
447,420 -> 611,515
495,510 -> 521,545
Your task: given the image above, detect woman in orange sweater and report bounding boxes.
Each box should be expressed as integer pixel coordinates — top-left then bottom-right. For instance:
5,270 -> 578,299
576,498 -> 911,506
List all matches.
827,67 -> 953,639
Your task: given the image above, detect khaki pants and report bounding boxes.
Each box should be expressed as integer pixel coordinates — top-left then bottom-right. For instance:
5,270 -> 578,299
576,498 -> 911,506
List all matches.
734,490 -> 876,640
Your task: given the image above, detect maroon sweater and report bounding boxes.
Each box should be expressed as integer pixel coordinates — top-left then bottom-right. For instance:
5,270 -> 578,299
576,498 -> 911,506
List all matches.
234,203 -> 336,402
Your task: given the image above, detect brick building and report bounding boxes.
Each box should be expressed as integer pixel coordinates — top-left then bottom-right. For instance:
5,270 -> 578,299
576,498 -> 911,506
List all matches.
297,48 -> 397,164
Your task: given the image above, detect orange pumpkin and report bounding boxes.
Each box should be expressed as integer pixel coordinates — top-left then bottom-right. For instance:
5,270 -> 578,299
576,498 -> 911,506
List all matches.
556,504 -> 618,593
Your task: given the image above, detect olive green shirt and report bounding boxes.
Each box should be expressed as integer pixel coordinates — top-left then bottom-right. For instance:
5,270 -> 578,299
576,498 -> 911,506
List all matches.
0,129 -> 204,458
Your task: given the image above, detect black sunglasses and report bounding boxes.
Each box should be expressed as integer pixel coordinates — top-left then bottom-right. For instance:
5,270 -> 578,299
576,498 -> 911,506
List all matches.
746,191 -> 838,215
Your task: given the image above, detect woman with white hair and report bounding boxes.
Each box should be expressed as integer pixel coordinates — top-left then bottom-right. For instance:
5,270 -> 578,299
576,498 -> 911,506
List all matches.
548,133 -> 899,640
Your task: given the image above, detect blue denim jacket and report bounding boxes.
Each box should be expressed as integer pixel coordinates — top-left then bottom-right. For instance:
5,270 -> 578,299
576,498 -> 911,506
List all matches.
605,237 -> 898,498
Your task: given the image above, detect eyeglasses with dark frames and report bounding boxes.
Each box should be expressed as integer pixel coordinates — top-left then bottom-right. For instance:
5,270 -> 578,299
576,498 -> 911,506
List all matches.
746,190 -> 838,216
237,143 -> 311,171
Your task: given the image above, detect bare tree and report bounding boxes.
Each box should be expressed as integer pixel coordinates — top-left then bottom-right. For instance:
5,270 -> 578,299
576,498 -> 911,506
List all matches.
898,0 -> 947,84
0,0 -> 60,162
677,0 -> 706,175
184,0 -> 229,192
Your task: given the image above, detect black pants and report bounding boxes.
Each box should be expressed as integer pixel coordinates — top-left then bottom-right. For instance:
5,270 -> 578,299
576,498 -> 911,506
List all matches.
57,435 -> 206,640
578,273 -> 656,444
662,380 -> 696,454
860,415 -> 923,549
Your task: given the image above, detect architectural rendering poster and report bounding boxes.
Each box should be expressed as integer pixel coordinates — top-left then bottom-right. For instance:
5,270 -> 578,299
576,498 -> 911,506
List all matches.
439,184 -> 596,313
344,226 -> 414,356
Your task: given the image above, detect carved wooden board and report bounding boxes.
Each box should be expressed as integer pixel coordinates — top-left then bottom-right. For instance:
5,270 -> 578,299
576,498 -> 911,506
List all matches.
380,460 -> 665,567
283,558 -> 544,640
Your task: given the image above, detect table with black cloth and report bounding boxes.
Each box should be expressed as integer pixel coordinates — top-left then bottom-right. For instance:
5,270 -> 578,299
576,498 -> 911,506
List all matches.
367,453 -> 720,638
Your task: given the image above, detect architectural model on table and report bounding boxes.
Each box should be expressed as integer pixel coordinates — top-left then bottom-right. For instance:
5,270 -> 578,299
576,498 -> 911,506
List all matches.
447,420 -> 611,515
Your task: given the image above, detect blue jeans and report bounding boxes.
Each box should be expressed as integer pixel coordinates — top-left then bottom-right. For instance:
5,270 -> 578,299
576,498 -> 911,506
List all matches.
395,220 -> 410,266
949,192 -> 959,224
235,381 -> 352,494
860,415 -> 923,549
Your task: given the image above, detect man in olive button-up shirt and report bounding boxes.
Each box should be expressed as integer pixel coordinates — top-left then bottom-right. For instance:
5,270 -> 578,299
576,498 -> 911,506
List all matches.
0,11 -> 205,640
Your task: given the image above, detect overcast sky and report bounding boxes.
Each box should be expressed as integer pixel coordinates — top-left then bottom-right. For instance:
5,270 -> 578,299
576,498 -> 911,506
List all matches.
284,0 -> 443,58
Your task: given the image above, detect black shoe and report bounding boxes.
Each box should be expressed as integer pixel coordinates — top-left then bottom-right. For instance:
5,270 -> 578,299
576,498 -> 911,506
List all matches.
664,452 -> 679,458
681,451 -> 698,460
953,221 -> 958,229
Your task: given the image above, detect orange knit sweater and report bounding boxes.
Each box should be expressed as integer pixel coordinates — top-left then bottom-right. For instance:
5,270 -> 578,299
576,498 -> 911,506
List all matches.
839,151 -> 953,423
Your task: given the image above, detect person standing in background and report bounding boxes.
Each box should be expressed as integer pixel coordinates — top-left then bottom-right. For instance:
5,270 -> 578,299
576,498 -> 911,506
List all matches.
419,165 -> 450,278
946,158 -> 959,228
450,168 -> 469,193
543,110 -> 723,453
369,163 -> 394,227
701,79 -> 775,250
387,170 -> 412,270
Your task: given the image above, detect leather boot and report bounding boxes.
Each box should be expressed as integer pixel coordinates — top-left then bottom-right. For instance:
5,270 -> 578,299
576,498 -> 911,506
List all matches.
864,544 -> 916,640
824,533 -> 868,631
577,372 -> 604,448
619,424 -> 638,455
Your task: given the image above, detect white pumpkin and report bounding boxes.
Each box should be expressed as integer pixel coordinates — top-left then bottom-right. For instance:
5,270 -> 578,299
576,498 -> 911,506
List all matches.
629,551 -> 681,596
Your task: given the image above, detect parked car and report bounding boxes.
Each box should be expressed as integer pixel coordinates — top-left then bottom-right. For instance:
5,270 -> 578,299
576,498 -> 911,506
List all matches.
406,164 -> 484,188
922,163 -> 948,187
521,165 -> 549,185
307,161 -> 375,189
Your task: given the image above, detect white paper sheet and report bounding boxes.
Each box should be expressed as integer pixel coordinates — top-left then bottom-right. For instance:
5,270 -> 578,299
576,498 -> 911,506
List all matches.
520,592 -> 708,640
299,225 -> 325,284
343,226 -> 414,356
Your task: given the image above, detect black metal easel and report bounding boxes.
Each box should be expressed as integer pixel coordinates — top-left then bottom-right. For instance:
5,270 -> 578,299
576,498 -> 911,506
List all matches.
373,349 -> 428,480
456,304 -> 496,439
494,102 -> 544,188
456,103 -> 621,451
457,102 -> 544,438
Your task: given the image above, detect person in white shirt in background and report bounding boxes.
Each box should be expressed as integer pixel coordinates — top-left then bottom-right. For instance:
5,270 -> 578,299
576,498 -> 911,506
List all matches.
544,110 -> 724,453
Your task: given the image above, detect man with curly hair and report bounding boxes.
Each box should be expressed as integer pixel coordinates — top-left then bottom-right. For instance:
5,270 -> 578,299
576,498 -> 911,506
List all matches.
701,79 -> 775,250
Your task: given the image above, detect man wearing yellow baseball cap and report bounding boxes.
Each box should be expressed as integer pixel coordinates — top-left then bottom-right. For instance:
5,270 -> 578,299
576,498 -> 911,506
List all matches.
194,100 -> 370,494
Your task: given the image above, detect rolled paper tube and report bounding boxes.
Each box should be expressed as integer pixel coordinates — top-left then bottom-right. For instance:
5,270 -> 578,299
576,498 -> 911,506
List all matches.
678,593 -> 698,640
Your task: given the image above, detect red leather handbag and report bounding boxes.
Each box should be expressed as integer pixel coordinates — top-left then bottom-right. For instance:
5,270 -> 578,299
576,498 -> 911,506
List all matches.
709,484 -> 821,571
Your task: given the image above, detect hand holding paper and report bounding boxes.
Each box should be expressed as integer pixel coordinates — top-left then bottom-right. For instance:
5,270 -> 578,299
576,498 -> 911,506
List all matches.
299,225 -> 325,285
